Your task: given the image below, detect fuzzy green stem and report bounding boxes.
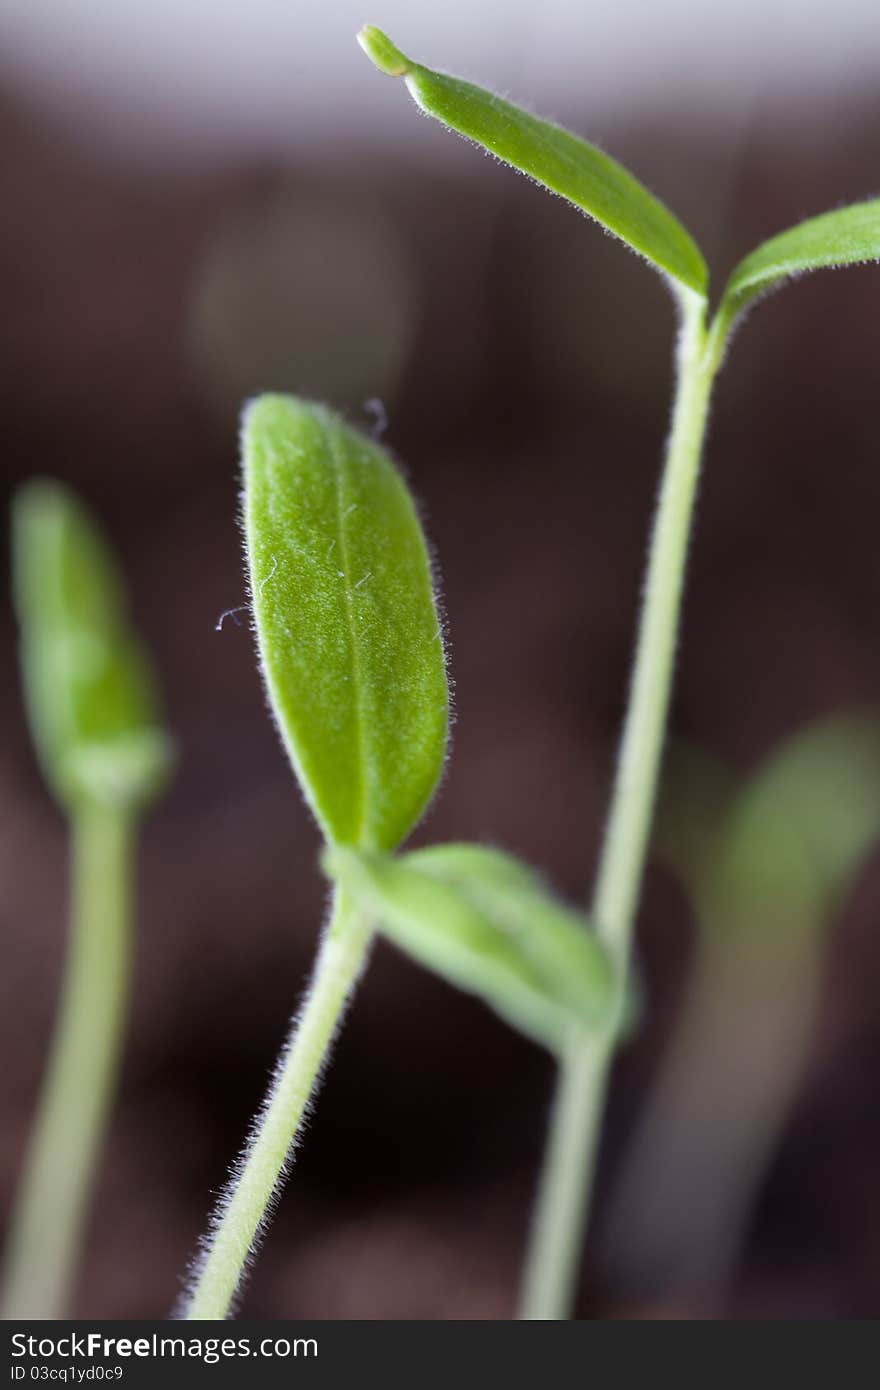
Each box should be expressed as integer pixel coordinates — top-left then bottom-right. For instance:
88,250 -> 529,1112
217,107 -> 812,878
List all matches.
182,887 -> 372,1320
520,294 -> 726,1320
1,806 -> 134,1320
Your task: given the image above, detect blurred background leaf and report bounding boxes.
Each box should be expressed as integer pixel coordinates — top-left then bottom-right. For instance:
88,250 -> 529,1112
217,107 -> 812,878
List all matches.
601,715 -> 880,1306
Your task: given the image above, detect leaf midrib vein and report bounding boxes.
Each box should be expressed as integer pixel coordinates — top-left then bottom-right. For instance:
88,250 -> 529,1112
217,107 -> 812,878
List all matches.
327,421 -> 368,847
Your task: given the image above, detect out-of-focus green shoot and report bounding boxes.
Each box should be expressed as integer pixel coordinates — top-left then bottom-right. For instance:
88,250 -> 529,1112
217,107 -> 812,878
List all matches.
2,481 -> 172,1320
601,713 -> 880,1303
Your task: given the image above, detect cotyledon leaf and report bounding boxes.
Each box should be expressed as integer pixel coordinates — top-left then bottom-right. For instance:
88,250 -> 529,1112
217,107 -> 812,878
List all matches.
358,26 -> 707,298
324,843 -> 616,1051
242,395 -> 449,851
12,480 -> 173,814
717,198 -> 880,330
405,842 -> 615,1023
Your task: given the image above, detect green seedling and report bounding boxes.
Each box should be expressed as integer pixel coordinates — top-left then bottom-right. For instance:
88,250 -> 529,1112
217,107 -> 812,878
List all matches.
360,26 -> 880,1318
182,397 -> 615,1318
181,395 -> 447,1317
602,714 -> 880,1302
3,481 -> 172,1319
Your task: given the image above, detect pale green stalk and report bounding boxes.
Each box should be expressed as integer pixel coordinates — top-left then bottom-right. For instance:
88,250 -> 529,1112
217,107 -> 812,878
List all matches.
183,887 -> 371,1320
520,293 -> 727,1320
599,928 -> 826,1298
1,806 -> 134,1320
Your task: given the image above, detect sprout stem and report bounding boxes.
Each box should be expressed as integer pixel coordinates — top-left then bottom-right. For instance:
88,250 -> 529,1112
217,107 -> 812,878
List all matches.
520,294 -> 726,1319
182,887 -> 371,1319
1,807 -> 134,1319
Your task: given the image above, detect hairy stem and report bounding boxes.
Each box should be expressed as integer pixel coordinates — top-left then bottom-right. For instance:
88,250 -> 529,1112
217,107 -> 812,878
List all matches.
182,886 -> 372,1319
520,294 -> 726,1319
1,806 -> 134,1319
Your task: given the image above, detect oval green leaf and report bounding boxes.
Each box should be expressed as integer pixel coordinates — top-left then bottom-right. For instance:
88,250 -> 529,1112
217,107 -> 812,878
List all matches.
12,480 -> 173,814
242,395 -> 449,851
324,843 -> 615,1051
718,198 -> 880,330
358,27 -> 707,298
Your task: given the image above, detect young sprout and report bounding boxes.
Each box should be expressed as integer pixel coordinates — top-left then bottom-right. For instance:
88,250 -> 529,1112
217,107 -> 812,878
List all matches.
3,481 -> 172,1319
360,26 -> 880,1318
182,396 -> 449,1318
602,715 -> 880,1303
184,398 -> 617,1318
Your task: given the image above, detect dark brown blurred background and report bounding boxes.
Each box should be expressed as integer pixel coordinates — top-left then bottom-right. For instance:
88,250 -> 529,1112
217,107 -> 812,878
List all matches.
2,6 -> 880,1320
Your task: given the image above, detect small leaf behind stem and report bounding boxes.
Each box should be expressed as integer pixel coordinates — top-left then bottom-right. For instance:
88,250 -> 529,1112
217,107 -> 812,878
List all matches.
12,480 -> 172,814
708,712 -> 880,936
243,395 -> 449,851
325,843 -> 616,1051
358,26 -> 707,298
717,198 -> 880,331
657,713 -> 880,942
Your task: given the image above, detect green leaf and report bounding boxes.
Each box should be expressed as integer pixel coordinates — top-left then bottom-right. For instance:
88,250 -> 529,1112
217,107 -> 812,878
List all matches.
12,480 -> 173,814
324,843 -> 615,1051
358,26 -> 707,298
659,715 -> 880,943
242,395 -> 449,851
718,199 -> 880,328
712,713 -> 880,932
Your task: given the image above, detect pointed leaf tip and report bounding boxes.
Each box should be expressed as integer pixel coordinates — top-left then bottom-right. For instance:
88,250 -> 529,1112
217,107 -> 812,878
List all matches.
359,33 -> 706,295
357,26 -> 410,77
